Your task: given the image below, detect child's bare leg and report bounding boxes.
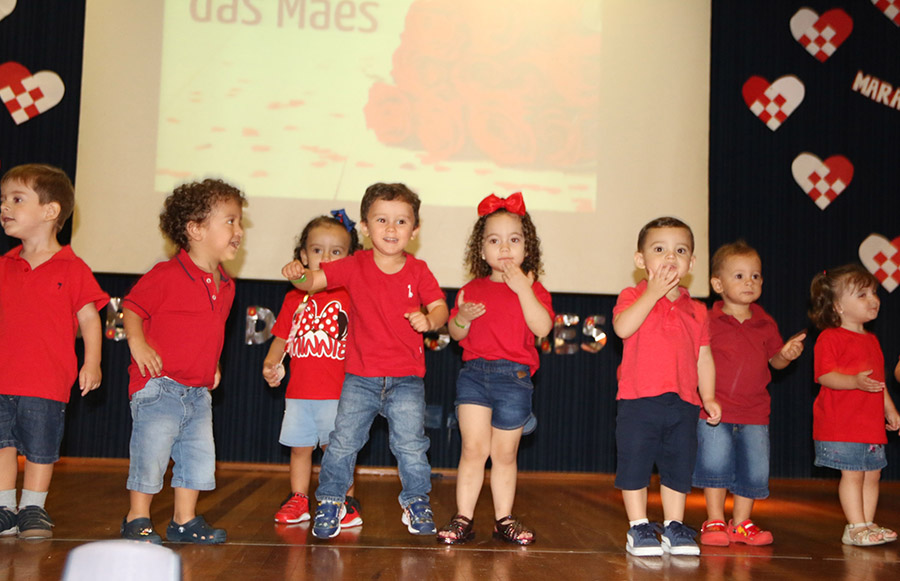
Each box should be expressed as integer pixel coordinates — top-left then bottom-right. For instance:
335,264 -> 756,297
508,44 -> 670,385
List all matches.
0,448 -> 18,491
838,470 -> 866,523
862,469 -> 881,523
454,405 -> 492,518
289,446 -> 314,494
660,484 -> 686,523
622,488 -> 648,521
127,490 -> 154,521
732,494 -> 755,523
173,487 -> 199,524
21,461 -> 52,493
704,487 -> 727,522
488,426 -> 523,519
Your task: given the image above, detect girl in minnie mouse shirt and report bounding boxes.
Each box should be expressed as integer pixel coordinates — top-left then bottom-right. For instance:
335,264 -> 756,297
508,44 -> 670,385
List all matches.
437,193 -> 554,546
262,211 -> 362,529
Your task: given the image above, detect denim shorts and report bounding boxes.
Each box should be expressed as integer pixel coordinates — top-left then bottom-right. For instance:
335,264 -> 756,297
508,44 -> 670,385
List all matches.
693,421 -> 770,499
127,377 -> 216,494
0,395 -> 66,464
455,359 -> 533,431
615,393 -> 699,493
814,440 -> 887,472
279,398 -> 340,448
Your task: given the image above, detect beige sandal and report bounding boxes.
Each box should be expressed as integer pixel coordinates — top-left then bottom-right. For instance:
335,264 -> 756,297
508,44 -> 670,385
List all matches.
842,524 -> 886,546
869,524 -> 897,542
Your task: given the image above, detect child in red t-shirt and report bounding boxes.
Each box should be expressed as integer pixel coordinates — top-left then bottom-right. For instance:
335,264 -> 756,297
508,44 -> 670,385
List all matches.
120,179 -> 245,544
436,192 -> 553,546
0,164 -> 108,539
263,210 -> 363,529
282,183 -> 448,540
809,264 -> 900,546
694,241 -> 805,547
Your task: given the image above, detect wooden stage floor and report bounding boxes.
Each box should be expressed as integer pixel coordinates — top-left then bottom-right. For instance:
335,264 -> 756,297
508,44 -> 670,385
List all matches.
2,459 -> 900,580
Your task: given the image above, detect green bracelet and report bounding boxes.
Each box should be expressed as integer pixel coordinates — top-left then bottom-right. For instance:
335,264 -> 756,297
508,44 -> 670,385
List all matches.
453,317 -> 470,329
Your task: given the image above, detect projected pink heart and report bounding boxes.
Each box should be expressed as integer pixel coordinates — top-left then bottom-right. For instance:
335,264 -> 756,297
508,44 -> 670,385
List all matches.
790,8 -> 853,62
742,75 -> 805,131
0,0 -> 15,22
872,0 -> 900,26
791,153 -> 853,210
0,62 -> 65,125
860,234 -> 900,292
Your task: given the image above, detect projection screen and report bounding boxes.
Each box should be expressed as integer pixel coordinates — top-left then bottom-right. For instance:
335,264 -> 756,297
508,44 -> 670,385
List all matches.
74,0 -> 710,295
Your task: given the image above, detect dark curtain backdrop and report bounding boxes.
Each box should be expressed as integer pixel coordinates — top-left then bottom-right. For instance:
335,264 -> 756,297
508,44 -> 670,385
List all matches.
3,1 -> 900,478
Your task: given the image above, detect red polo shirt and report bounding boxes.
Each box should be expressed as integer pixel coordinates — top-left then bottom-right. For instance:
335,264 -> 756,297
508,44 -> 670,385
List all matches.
0,245 -> 109,403
614,280 -> 709,405
705,301 -> 784,424
123,249 -> 235,396
322,250 -> 444,378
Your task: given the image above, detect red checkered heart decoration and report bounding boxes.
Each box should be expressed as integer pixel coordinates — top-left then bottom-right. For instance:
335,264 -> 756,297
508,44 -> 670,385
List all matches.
790,8 -> 853,62
791,153 -> 853,210
860,234 -> 900,292
742,75 -> 805,131
0,62 -> 65,125
1,0 -> 16,22
872,0 -> 900,26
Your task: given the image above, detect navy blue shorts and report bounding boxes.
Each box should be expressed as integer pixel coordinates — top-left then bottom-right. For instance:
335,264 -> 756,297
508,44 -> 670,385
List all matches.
615,393 -> 699,493
455,359 -> 533,431
0,395 -> 66,464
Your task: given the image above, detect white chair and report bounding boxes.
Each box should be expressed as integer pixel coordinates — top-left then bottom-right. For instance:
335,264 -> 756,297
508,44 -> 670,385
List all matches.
62,540 -> 181,581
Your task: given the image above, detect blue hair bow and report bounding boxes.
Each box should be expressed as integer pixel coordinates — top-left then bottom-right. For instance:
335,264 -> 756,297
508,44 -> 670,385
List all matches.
331,209 -> 356,233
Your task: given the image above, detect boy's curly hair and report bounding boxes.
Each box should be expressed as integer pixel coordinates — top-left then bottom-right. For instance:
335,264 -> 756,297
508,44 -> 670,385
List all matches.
293,215 -> 362,263
159,179 -> 246,250
463,209 -> 543,280
360,183 -> 421,227
1,164 -> 74,232
808,264 -> 879,330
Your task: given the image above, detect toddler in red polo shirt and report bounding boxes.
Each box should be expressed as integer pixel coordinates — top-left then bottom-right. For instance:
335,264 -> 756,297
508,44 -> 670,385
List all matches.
119,179 -> 245,545
612,216 -> 721,557
0,164 -> 108,539
693,241 -> 805,547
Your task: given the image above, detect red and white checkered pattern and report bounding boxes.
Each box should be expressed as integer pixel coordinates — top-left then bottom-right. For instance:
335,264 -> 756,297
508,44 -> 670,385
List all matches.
790,8 -> 853,62
860,234 -> 900,293
873,0 -> 900,26
791,153 -> 854,210
742,76 -> 805,132
0,63 -> 64,125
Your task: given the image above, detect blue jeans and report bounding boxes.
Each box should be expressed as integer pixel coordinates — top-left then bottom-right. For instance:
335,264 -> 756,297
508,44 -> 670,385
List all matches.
0,395 -> 66,464
693,421 -> 770,499
316,374 -> 431,508
127,377 -> 216,494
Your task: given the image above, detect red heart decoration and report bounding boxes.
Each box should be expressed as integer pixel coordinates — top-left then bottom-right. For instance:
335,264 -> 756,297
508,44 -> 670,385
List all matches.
0,61 -> 65,125
791,153 -> 854,210
790,8 -> 853,62
872,0 -> 900,27
742,75 -> 805,131
860,234 -> 900,292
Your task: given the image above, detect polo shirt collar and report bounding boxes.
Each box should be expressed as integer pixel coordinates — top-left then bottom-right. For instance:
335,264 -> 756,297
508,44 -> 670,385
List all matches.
175,247 -> 231,283
711,300 -> 764,325
3,244 -> 76,263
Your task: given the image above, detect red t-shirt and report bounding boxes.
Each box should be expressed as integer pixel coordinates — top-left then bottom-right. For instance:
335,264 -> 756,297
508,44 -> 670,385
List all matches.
449,277 -> 554,376
123,249 -> 235,397
321,250 -> 444,378
272,287 -> 350,400
813,327 -> 887,444
613,280 -> 709,405
704,301 -> 784,424
0,246 -> 109,403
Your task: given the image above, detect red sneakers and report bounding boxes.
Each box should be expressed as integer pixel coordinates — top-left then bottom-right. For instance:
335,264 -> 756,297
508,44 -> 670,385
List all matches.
340,496 -> 363,528
728,519 -> 773,545
699,519 -> 730,546
275,492 -> 310,524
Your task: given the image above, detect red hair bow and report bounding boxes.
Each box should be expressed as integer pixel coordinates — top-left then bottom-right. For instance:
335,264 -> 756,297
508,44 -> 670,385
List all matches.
477,192 -> 526,217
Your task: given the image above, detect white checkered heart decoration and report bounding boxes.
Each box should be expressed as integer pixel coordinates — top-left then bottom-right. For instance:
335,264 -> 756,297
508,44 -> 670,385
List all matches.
872,0 -> 900,26
0,0 -> 16,22
742,75 -> 805,131
0,62 -> 65,125
860,234 -> 900,292
791,153 -> 853,210
790,8 -> 853,62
